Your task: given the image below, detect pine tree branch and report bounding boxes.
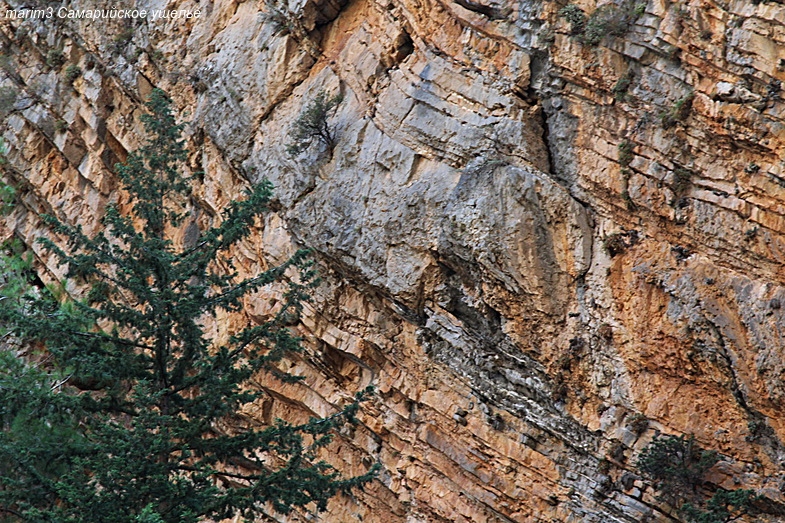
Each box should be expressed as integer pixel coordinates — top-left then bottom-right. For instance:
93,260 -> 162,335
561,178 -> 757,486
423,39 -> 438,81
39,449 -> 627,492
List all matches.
0,506 -> 26,520
71,330 -> 154,351
0,88 -> 377,522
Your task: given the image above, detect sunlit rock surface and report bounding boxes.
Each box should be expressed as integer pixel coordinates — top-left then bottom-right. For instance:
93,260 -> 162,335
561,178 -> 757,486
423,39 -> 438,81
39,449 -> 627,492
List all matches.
2,0 -> 785,520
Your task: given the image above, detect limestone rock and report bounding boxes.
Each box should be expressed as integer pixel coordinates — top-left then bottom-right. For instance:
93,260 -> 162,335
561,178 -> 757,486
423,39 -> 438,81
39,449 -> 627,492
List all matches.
3,0 -> 785,520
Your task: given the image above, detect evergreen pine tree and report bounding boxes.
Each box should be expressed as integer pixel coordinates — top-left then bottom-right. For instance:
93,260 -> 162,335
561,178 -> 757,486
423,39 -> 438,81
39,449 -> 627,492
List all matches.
0,89 -> 376,523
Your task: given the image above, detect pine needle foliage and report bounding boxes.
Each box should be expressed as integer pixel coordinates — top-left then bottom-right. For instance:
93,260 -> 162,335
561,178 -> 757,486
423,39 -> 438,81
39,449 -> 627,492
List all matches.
558,4 -> 586,35
0,89 -> 376,523
286,90 -> 343,157
559,0 -> 644,46
681,489 -> 759,523
637,434 -> 718,502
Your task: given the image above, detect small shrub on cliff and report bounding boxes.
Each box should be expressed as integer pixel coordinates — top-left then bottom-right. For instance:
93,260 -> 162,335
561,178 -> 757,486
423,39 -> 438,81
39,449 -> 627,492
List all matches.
0,89 -> 377,522
612,71 -> 634,101
589,1 -> 645,44
0,54 -> 11,75
46,49 -> 65,68
603,229 -> 639,257
64,64 -> 82,85
583,5 -> 619,46
637,434 -> 718,502
0,238 -> 34,301
0,180 -> 15,214
661,91 -> 694,128
681,489 -> 759,523
262,0 -> 297,36
558,4 -> 586,35
562,1 -> 644,46
746,418 -> 774,442
618,140 -> 634,167
111,27 -> 135,53
286,90 -> 343,157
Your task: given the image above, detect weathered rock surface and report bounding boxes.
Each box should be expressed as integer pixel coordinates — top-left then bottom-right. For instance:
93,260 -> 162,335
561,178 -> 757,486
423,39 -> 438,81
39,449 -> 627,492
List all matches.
2,0 -> 785,520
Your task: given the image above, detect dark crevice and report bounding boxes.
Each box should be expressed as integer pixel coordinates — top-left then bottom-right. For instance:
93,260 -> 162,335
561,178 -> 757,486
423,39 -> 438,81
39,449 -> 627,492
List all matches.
452,0 -> 510,20
312,0 -> 353,27
526,51 -> 596,234
527,49 -> 571,186
393,29 -> 414,64
539,96 -> 556,177
700,316 -> 785,465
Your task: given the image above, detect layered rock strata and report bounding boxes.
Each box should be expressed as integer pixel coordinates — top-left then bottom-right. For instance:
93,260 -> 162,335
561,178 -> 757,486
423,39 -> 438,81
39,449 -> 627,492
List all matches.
2,0 -> 785,520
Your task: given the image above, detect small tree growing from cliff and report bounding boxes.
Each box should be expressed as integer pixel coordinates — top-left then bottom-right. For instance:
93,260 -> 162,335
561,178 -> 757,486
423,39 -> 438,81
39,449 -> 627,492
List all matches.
286,90 -> 343,157
0,89 -> 376,522
681,489 -> 759,523
637,434 -> 718,502
636,434 -> 763,521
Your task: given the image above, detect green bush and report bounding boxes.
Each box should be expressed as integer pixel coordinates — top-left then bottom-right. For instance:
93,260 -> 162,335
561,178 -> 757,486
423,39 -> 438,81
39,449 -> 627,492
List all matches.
661,91 -> 694,128
583,5 -> 619,46
612,70 -> 634,101
618,140 -> 634,167
64,65 -> 82,85
0,89 -> 377,522
0,238 -> 34,301
0,137 -> 7,167
558,4 -> 586,35
262,0 -> 296,36
286,90 -> 343,157
561,1 -> 644,46
637,434 -> 718,501
0,180 -> 15,215
46,49 -> 65,68
637,433 -> 763,520
681,489 -> 758,523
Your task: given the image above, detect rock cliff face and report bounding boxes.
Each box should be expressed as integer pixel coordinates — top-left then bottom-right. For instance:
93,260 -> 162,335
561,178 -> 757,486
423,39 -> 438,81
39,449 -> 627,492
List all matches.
2,0 -> 785,520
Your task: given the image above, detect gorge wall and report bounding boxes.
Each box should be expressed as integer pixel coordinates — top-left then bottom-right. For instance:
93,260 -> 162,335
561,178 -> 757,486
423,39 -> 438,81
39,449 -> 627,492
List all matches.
2,0 -> 785,520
